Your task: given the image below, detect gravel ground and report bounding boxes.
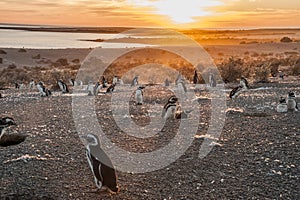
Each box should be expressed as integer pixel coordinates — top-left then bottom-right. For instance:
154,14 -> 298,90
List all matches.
0,82 -> 299,200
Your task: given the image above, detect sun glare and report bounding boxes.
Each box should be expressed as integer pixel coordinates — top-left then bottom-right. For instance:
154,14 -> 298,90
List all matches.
130,0 -> 223,24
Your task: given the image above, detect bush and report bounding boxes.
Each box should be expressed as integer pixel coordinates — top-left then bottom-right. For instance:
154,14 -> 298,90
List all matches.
292,61 -> 300,75
54,58 -> 68,66
18,48 -> 27,52
254,63 -> 270,83
280,37 -> 292,43
218,57 -> 247,83
0,49 -> 7,54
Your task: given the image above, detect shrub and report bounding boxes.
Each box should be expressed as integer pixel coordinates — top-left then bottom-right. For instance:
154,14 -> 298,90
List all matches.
292,59 -> 300,75
218,57 -> 246,83
0,49 -> 7,54
280,37 -> 292,43
254,63 -> 270,83
54,58 -> 68,66
18,48 -> 27,52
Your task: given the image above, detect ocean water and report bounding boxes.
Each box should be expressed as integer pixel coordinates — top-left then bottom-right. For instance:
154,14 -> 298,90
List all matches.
0,28 -> 150,49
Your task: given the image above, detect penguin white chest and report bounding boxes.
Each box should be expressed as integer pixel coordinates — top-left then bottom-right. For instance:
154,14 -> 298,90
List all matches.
135,90 -> 143,104
276,103 -> 288,113
287,99 -> 297,111
164,105 -> 177,119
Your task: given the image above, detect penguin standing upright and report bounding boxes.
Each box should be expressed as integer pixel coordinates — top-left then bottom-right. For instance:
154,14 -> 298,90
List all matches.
106,83 -> 116,94
175,74 -> 182,85
193,70 -> 199,84
15,83 -> 20,89
29,79 -> 35,89
37,82 -> 51,97
57,80 -> 69,93
112,76 -> 118,85
131,76 -> 139,86
162,95 -> 179,119
135,86 -> 145,105
69,79 -> 76,86
209,73 -> 216,87
101,76 -> 108,88
177,79 -> 187,94
85,133 -> 119,194
164,79 -> 170,87
87,81 -> 94,96
94,82 -> 101,96
287,91 -> 298,111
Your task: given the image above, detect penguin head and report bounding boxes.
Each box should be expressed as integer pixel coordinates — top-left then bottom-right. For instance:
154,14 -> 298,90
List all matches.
86,133 -> 99,146
279,97 -> 286,104
288,91 -> 296,99
1,117 -> 16,126
168,95 -> 178,103
138,86 -> 145,90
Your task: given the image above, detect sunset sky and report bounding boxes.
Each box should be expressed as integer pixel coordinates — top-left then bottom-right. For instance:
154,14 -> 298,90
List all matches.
0,0 -> 299,28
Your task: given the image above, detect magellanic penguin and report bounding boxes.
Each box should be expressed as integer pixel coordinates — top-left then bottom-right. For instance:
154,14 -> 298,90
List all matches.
240,77 -> 249,89
162,95 -> 179,119
69,79 -> 76,86
164,79 -> 170,87
101,76 -> 108,88
37,82 -> 51,97
209,73 -> 216,87
106,83 -> 116,93
135,86 -> 145,105
193,70 -> 199,84
0,121 -> 27,147
93,82 -> 101,96
287,91 -> 298,111
112,76 -> 118,85
229,77 -> 249,99
0,117 -> 17,142
29,79 -> 35,89
0,117 -> 16,128
276,97 -> 288,113
85,133 -> 119,194
57,80 -> 69,93
131,76 -> 139,87
177,79 -> 187,94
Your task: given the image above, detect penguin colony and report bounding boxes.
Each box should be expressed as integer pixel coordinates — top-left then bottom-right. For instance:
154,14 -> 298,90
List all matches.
2,72 -> 299,195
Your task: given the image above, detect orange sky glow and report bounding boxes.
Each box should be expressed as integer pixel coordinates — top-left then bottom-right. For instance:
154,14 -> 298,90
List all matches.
0,0 -> 300,28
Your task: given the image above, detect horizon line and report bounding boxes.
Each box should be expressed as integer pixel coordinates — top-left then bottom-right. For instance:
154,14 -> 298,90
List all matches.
1,22 -> 300,31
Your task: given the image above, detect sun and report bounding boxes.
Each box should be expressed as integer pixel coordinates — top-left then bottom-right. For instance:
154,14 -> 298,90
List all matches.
130,0 -> 222,24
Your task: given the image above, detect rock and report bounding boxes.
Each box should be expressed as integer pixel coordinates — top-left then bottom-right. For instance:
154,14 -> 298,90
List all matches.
32,54 -> 41,59
18,48 -> 27,52
0,49 -> 7,54
280,37 -> 292,43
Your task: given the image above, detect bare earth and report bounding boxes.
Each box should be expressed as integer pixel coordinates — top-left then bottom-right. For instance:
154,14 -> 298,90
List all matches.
0,82 -> 299,200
